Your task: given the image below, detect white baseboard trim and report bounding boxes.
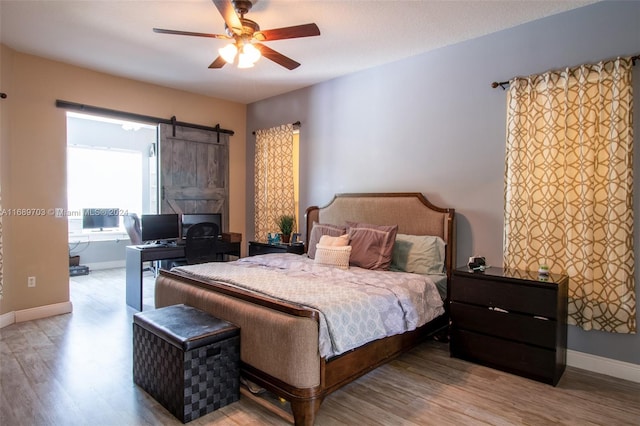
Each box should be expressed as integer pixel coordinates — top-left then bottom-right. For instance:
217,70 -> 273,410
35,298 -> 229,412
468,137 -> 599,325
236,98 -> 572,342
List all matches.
0,311 -> 16,328
13,301 -> 73,324
1,301 -> 74,328
83,260 -> 125,271
567,349 -> 640,383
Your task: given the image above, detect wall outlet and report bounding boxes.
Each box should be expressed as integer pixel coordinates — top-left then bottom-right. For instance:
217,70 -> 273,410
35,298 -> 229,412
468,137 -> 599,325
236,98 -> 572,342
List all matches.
27,276 -> 36,288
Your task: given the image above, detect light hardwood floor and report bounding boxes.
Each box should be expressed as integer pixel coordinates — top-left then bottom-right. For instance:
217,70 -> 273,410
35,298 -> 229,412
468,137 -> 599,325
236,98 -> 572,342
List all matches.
1,268 -> 639,425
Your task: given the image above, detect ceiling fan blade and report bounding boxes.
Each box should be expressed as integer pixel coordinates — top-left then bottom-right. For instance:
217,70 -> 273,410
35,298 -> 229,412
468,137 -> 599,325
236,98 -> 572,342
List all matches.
256,23 -> 320,41
255,44 -> 301,70
153,28 -> 229,39
209,56 -> 227,69
212,0 -> 243,35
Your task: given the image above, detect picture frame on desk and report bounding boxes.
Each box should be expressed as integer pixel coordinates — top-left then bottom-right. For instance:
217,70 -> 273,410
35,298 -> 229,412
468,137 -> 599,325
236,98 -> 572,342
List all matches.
291,233 -> 301,244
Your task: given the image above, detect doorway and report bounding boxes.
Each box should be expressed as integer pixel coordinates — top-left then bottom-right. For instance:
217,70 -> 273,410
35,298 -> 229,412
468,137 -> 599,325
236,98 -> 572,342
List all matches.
66,112 -> 157,270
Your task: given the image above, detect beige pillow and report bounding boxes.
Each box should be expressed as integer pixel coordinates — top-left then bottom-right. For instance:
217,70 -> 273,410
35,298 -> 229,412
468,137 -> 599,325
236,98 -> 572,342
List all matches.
347,221 -> 398,270
307,222 -> 347,259
314,245 -> 352,269
318,234 -> 349,247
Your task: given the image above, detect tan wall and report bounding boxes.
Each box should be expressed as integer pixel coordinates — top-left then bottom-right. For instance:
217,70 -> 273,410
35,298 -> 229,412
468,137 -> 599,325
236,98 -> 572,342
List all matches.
0,45 -> 246,315
0,45 -> 12,310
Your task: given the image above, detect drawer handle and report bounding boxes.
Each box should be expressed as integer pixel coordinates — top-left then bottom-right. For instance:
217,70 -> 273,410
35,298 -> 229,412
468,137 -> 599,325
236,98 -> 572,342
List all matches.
534,315 -> 550,321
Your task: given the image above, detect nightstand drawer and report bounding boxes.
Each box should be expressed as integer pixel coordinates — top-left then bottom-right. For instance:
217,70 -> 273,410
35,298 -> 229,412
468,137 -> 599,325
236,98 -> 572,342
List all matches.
451,267 -> 568,386
450,329 -> 558,385
450,301 -> 557,349
451,275 -> 558,318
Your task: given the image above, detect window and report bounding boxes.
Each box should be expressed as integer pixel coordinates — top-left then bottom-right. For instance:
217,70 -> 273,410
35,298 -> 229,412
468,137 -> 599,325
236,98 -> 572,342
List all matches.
67,146 -> 142,233
254,123 -> 299,242
66,112 -> 157,237
503,57 -> 635,333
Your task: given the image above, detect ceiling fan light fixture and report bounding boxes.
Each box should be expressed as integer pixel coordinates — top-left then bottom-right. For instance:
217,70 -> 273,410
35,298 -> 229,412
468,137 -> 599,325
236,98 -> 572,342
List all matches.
242,43 -> 261,63
219,43 -> 238,63
237,52 -> 256,68
154,0 -> 320,71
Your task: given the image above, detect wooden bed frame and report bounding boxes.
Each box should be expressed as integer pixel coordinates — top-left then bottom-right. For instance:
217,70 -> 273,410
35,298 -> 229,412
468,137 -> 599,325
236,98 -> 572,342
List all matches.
156,193 -> 455,425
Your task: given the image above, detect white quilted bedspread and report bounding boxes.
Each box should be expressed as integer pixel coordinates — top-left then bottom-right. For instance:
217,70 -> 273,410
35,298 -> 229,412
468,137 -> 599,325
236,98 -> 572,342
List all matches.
173,253 -> 444,358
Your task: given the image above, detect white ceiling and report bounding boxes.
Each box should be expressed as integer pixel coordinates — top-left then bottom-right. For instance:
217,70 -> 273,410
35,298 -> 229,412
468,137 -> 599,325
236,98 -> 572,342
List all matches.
0,0 -> 596,104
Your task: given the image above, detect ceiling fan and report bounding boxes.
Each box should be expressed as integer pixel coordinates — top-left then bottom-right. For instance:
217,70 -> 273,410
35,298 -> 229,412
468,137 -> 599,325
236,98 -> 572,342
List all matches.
153,0 -> 320,70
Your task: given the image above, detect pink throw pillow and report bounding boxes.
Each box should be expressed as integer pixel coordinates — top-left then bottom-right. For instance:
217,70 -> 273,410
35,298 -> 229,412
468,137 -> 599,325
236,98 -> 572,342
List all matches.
347,221 -> 398,270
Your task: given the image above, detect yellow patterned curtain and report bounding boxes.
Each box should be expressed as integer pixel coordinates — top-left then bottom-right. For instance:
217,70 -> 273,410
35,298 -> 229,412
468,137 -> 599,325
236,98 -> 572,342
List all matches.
254,124 -> 295,242
504,57 -> 635,333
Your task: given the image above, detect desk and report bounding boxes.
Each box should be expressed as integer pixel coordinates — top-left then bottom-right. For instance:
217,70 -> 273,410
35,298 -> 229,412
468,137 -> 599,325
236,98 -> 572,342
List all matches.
125,241 -> 241,311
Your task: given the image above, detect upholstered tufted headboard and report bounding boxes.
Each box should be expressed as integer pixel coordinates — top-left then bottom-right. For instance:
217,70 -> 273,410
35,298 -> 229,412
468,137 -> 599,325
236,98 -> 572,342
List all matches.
305,193 -> 456,279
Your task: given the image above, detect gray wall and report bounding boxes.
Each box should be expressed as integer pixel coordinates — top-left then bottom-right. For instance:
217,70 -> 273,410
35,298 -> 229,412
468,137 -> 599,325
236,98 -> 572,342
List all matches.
247,1 -> 640,364
69,239 -> 130,269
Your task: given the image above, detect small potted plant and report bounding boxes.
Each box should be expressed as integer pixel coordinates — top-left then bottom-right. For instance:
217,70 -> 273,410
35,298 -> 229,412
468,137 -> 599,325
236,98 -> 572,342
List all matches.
275,214 -> 295,244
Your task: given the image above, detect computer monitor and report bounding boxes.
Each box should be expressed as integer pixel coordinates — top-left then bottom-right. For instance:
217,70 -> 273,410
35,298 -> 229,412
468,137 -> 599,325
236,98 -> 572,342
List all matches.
82,208 -> 120,231
140,214 -> 180,243
181,213 -> 222,238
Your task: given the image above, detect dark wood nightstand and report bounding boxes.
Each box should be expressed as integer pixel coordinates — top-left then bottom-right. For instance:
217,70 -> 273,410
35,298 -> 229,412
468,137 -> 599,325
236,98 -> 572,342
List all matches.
450,266 -> 568,386
248,241 -> 305,256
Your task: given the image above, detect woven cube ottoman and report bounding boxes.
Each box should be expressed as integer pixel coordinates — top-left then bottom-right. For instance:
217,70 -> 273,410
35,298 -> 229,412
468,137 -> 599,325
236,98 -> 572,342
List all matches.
133,304 -> 240,423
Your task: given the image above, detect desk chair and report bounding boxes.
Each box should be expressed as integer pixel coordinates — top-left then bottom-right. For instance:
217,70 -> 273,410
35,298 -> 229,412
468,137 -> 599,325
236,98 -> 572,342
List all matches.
185,222 -> 220,264
167,222 -> 221,269
123,213 -> 142,245
124,213 -> 157,275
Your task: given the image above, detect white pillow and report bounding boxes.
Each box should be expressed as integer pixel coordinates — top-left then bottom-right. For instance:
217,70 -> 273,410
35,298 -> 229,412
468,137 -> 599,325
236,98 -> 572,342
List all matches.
307,222 -> 347,259
318,234 -> 349,247
314,245 -> 352,269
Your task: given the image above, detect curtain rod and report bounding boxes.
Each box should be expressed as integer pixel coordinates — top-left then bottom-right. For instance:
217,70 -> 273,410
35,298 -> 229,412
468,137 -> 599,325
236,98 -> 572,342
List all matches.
491,54 -> 640,90
55,99 -> 234,136
251,121 -> 301,135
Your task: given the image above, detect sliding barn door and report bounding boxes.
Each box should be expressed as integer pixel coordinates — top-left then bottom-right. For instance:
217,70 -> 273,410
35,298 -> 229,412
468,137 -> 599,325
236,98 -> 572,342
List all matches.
158,123 -> 229,231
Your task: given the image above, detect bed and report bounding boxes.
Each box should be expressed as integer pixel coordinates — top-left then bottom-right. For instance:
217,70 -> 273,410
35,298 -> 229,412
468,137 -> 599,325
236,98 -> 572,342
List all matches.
155,192 -> 455,425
